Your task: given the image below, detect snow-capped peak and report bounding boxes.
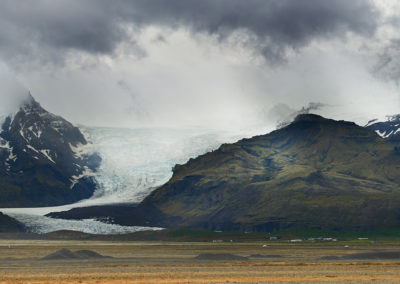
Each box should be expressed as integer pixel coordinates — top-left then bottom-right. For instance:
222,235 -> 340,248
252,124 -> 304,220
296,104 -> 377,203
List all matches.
366,114 -> 400,138
0,93 -> 100,207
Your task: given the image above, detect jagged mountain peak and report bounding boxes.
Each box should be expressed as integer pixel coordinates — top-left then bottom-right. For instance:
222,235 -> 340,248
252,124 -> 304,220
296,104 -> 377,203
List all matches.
8,93 -> 87,148
0,93 -> 100,207
19,92 -> 49,116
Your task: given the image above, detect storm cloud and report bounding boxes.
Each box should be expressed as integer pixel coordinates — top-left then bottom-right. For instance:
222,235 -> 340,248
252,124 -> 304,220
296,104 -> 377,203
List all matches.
0,0 -> 399,131
121,0 -> 380,62
0,0 -> 380,66
374,39 -> 400,85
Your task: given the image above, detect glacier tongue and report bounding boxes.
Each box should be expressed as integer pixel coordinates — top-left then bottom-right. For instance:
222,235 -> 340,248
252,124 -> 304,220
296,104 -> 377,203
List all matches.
83,127 -> 252,204
5,213 -> 163,235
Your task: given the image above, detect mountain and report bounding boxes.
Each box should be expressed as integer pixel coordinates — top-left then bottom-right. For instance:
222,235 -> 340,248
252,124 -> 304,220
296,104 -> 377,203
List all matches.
0,94 -> 100,207
366,115 -> 400,138
53,114 -> 400,232
133,114 -> 400,231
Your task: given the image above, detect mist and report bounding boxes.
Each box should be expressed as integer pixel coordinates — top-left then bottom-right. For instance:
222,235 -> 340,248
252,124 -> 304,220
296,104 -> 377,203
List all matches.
0,0 -> 399,132
0,64 -> 29,117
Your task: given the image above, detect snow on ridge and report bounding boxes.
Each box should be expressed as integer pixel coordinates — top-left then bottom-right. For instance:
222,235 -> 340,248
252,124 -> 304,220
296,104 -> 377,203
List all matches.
5,145 -> 16,163
19,128 -> 29,143
26,144 -> 39,153
376,130 -> 387,138
68,127 -> 97,189
70,166 -> 95,189
69,142 -> 92,159
27,124 -> 42,138
1,138 -> 16,169
374,126 -> 400,138
39,149 -> 55,163
69,125 -> 95,158
27,145 -> 56,163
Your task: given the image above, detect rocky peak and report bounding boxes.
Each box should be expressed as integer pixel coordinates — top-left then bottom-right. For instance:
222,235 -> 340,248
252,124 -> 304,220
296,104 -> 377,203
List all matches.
0,93 -> 100,207
293,113 -> 327,123
366,115 -> 400,138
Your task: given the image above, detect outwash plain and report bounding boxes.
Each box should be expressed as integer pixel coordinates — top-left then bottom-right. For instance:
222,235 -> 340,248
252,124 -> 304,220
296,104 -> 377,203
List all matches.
2,235 -> 400,283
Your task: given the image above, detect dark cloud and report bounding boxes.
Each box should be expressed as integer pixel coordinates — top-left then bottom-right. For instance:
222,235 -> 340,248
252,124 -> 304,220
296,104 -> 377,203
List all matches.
267,102 -> 325,129
0,0 -> 380,67
373,39 -> 400,85
123,0 -> 380,62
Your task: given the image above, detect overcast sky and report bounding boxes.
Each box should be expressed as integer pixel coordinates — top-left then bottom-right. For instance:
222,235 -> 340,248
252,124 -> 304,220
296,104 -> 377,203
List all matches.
1,0 -> 400,131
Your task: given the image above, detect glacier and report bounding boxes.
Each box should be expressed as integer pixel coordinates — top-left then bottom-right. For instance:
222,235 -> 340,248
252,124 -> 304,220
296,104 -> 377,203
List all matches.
1,125 -> 269,234
83,126 -> 256,204
4,213 -> 163,234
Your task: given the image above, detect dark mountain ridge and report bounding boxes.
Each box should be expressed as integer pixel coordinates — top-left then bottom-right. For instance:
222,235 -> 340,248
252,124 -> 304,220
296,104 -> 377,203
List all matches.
50,114 -> 400,232
366,114 -> 400,138
0,94 -> 100,207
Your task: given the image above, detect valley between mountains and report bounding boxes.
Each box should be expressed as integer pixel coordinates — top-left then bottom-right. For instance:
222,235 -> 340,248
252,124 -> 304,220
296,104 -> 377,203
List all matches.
2,95 -> 400,234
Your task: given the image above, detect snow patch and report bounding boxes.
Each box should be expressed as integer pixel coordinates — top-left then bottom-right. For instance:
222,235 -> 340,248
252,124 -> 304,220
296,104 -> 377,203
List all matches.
70,166 -> 95,189
19,128 -> 29,143
69,142 -> 92,159
40,149 -> 55,163
28,124 -> 42,138
7,147 -> 16,162
27,144 -> 39,154
376,130 -> 386,138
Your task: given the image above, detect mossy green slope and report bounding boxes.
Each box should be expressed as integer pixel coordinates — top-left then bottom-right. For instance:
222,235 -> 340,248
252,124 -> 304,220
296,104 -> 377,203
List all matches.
139,114 -> 400,231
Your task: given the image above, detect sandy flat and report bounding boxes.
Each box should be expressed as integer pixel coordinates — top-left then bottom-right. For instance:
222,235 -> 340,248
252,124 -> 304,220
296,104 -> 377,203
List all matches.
1,240 -> 400,283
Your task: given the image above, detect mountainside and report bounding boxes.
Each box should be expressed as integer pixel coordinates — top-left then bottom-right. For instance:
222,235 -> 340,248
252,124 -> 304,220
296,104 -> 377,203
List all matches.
0,94 -> 100,207
0,212 -> 25,232
112,114 -> 400,231
366,115 -> 400,138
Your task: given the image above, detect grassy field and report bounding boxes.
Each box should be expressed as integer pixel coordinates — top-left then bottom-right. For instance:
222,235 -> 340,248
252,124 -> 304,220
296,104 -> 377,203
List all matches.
1,239 -> 400,283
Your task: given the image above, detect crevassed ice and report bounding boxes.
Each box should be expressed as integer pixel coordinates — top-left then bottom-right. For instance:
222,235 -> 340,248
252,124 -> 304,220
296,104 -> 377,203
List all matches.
82,127 -> 251,204
7,213 -> 162,234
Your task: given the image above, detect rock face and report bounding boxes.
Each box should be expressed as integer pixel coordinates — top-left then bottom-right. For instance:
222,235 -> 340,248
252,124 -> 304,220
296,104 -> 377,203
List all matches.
0,94 -> 100,207
366,115 -> 400,138
127,114 -> 400,231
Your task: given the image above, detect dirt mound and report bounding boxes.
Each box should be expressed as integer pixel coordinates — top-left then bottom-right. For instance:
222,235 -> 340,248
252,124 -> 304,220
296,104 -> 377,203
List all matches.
194,253 -> 248,261
342,251 -> 400,260
41,248 -> 111,260
249,254 -> 282,258
42,248 -> 78,260
318,256 -> 341,260
74,250 -> 109,258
